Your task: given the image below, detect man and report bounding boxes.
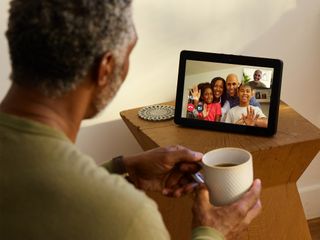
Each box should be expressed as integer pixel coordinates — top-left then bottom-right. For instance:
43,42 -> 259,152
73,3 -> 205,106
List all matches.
0,0 -> 262,239
226,73 -> 261,108
249,69 -> 267,89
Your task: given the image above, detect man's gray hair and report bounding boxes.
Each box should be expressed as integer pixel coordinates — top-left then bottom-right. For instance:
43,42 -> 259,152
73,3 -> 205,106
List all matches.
6,0 -> 133,97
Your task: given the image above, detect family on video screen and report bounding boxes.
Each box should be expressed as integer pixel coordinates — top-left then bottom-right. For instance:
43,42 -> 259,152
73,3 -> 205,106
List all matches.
186,70 -> 269,128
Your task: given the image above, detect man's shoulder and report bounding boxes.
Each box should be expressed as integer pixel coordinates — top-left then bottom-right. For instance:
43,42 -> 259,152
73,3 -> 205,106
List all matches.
249,81 -> 266,88
227,95 -> 239,107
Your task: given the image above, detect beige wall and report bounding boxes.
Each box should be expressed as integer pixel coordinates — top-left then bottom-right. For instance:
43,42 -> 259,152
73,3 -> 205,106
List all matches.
1,0 -> 319,219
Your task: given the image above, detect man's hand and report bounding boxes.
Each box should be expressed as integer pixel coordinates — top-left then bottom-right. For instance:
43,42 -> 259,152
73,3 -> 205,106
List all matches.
122,145 -> 203,197
192,179 -> 262,239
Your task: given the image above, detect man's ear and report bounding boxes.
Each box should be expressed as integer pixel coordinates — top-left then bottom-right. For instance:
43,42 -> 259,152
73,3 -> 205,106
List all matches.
96,52 -> 115,87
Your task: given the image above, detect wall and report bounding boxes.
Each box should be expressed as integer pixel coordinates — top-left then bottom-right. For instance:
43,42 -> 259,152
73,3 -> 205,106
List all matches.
1,0 -> 319,219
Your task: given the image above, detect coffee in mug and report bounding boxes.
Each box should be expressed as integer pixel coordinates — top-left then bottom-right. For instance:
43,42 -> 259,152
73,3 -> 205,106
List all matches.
202,147 -> 253,206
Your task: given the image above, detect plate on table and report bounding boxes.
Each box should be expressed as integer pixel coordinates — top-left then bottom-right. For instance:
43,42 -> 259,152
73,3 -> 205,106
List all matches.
138,105 -> 175,121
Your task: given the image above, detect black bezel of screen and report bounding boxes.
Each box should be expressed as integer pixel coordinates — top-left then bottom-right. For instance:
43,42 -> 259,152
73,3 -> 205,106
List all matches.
174,50 -> 283,136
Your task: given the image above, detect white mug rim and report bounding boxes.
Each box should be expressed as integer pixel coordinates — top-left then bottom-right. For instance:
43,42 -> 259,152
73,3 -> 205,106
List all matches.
202,147 -> 252,169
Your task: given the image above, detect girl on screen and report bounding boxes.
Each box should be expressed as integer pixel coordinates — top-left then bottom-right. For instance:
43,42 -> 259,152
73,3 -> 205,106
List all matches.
190,78 -> 226,122
210,77 -> 227,120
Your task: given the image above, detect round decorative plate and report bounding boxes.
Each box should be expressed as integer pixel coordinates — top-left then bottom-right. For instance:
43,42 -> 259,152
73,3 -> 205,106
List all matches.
138,105 -> 175,121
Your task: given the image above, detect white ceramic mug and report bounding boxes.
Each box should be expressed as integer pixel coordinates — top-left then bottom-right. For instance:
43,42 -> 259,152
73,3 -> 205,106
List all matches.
202,147 -> 253,206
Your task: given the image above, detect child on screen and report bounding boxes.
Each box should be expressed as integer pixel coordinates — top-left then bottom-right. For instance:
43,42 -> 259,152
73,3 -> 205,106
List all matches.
225,83 -> 268,127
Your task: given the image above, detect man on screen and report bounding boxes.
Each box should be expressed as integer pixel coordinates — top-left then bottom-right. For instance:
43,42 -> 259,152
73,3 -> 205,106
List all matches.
248,69 -> 267,89
226,73 -> 261,108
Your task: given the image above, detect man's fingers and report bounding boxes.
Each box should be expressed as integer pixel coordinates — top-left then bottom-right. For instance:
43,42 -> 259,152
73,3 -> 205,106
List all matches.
162,188 -> 174,196
165,172 -> 198,194
163,178 -> 198,197
232,179 -> 262,214
167,145 -> 203,164
183,182 -> 199,194
171,182 -> 199,197
165,171 -> 184,189
179,162 -> 202,173
244,199 -> 262,225
194,184 -> 212,209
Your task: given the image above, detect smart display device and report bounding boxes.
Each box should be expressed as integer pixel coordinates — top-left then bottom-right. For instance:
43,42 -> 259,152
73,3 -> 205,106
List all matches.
174,50 -> 283,136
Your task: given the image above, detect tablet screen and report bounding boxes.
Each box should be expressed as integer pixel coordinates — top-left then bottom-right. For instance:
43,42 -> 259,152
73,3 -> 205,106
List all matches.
174,50 -> 283,136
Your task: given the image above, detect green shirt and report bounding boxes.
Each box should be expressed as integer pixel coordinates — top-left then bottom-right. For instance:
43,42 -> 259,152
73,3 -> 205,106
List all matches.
0,112 -> 223,240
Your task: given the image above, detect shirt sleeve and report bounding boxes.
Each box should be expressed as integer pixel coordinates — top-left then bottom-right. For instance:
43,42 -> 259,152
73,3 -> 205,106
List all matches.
101,160 -> 114,172
192,226 -> 225,240
250,97 -> 261,108
256,107 -> 267,119
221,101 -> 230,122
101,156 -> 127,174
225,110 -> 232,123
221,101 -> 230,115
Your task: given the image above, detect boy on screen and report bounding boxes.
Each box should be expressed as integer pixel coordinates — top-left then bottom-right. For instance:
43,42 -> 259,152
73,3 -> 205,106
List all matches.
225,83 -> 268,127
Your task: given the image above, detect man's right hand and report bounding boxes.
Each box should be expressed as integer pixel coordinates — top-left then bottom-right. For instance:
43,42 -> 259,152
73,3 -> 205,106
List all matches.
192,179 -> 262,239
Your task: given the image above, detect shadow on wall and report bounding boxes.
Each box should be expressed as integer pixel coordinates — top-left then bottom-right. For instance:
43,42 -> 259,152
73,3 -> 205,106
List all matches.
241,0 -> 320,219
76,119 -> 143,164
77,0 -> 320,167
241,0 -> 320,127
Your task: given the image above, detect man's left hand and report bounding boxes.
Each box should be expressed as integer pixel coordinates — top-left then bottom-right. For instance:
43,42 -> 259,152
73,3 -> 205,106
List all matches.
123,145 -> 203,197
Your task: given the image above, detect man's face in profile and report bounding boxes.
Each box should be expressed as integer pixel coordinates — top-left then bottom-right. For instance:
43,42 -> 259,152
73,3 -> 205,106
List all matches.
93,29 -> 138,116
226,75 -> 239,97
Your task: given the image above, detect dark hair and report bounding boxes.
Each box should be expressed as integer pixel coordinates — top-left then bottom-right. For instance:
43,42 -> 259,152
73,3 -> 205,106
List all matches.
198,82 -> 211,102
238,82 -> 253,90
210,77 -> 227,106
6,0 -> 133,97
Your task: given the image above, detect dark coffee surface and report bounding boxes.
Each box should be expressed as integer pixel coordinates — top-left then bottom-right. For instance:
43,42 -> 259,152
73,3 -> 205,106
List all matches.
214,163 -> 237,167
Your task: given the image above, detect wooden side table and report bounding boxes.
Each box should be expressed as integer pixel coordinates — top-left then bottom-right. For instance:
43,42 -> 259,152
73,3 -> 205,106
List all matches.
120,102 -> 320,240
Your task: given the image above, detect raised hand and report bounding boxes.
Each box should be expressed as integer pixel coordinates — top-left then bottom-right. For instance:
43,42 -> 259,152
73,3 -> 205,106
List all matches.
235,116 -> 246,125
191,85 -> 201,103
243,106 -> 258,126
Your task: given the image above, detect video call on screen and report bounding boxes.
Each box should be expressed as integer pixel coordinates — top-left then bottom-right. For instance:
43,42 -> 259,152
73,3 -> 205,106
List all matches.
182,60 -> 274,128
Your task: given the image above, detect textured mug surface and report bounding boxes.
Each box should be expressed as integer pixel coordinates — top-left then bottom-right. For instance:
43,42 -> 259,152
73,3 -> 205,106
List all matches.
203,147 -> 253,206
